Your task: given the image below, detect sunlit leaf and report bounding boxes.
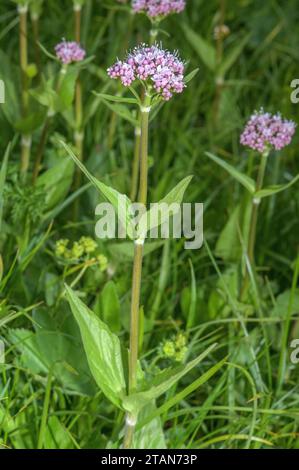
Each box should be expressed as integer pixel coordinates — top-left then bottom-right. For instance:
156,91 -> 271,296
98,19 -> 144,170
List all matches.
65,285 -> 126,408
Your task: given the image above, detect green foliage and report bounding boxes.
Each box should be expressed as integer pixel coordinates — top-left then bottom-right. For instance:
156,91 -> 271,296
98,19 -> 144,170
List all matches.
36,156 -> 74,210
182,24 -> 216,71
44,416 -> 74,449
65,285 -> 126,409
1,0 -> 299,451
123,344 -> 217,414
98,280 -> 121,333
254,174 -> 299,198
132,402 -> 166,449
9,309 -> 97,395
138,176 -> 193,237
61,141 -> 136,240
215,197 -> 251,262
30,67 -> 79,114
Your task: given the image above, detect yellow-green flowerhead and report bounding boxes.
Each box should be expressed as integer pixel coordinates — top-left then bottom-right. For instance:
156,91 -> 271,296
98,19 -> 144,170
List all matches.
163,341 -> 176,358
79,236 -> 97,254
55,239 -> 69,257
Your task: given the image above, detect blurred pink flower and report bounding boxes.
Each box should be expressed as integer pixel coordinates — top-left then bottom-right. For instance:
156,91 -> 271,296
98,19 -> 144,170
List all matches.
132,0 -> 186,19
55,40 -> 86,65
240,109 -> 296,153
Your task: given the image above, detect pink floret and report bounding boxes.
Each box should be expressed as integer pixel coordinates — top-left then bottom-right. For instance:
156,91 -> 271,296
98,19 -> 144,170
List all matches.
107,44 -> 186,101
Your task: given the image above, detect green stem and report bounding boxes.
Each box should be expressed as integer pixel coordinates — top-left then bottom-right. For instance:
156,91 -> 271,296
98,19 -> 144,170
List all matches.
149,27 -> 158,46
138,95 -> 150,206
31,13 -> 41,81
74,6 -> 82,136
128,243 -> 144,395
216,0 -> 226,63
123,415 -> 136,449
130,122 -> 141,202
123,94 -> 151,449
19,4 -> 31,178
73,4 -> 84,219
19,5 -> 28,113
247,152 -> 268,265
241,151 -> 269,299
74,4 -> 81,42
212,0 -> 226,125
73,78 -> 84,166
32,66 -> 66,183
129,23 -> 158,202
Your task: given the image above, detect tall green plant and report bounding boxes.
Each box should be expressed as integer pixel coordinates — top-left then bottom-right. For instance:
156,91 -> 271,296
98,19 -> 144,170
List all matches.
61,41 -> 222,448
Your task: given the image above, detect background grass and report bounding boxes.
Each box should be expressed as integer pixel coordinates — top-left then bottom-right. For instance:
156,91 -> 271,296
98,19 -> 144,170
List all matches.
0,0 -> 299,449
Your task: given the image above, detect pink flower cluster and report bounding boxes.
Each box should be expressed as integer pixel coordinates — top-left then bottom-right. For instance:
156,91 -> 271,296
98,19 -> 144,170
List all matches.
107,44 -> 185,100
240,110 -> 296,153
55,41 -> 86,65
132,0 -> 186,19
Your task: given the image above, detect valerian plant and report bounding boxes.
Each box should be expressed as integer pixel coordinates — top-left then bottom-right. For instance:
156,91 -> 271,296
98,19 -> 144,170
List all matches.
3,0 -> 299,453
206,109 -> 296,287
239,110 -> 296,271
115,1 -> 187,201
206,109 -> 297,391
30,1 -> 44,79
61,43 -> 220,449
32,40 -> 86,183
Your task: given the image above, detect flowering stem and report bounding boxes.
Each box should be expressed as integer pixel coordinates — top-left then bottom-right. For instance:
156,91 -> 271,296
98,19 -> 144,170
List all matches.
74,4 -> 81,42
247,152 -> 268,264
19,4 -> 31,178
123,94 -> 151,449
73,4 -> 84,218
130,27 -> 158,201
130,123 -> 141,201
138,94 -> 150,205
74,4 -> 82,128
241,151 -> 268,298
149,28 -> 158,46
31,13 -> 41,80
216,0 -> 226,63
